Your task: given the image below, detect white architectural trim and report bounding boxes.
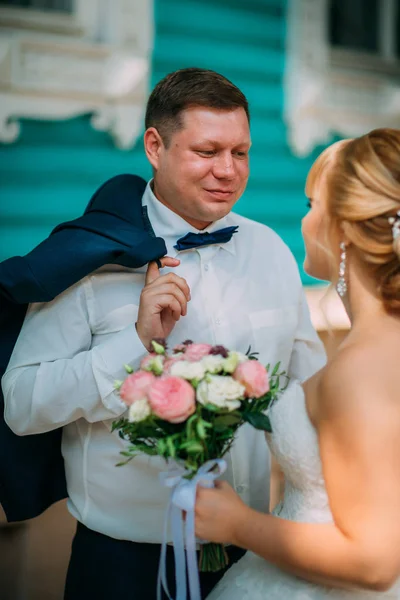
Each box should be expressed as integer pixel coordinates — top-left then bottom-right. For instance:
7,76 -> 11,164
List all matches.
285,0 -> 400,157
0,5 -> 81,36
0,0 -> 153,149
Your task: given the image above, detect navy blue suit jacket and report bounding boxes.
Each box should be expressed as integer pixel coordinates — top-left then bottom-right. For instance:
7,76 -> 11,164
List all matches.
0,174 -> 167,522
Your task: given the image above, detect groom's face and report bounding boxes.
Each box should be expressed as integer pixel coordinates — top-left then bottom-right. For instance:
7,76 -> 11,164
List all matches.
146,106 -> 251,229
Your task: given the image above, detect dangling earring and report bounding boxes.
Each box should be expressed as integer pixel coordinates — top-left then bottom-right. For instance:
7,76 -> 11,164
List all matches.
336,242 -> 347,297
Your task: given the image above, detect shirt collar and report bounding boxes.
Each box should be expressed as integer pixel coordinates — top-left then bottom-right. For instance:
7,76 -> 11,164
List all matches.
142,180 -> 237,256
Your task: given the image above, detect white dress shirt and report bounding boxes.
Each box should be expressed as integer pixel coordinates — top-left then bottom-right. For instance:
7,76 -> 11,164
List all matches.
2,182 -> 326,543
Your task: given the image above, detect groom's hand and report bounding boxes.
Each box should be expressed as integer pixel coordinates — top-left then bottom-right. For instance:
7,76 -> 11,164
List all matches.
136,257 -> 191,351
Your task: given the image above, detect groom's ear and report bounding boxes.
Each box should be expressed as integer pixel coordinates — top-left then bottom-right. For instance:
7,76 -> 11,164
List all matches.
144,127 -> 164,170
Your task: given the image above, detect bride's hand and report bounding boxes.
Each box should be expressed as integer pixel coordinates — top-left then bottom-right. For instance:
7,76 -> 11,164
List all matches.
195,481 -> 250,545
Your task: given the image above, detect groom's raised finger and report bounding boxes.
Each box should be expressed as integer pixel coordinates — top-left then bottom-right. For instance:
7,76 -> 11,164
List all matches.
145,256 -> 180,285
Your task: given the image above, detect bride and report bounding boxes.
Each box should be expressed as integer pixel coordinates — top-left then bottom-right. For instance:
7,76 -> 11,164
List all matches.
195,128 -> 400,599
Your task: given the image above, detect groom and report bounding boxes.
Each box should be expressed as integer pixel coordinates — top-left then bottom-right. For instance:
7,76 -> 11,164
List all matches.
2,68 -> 325,599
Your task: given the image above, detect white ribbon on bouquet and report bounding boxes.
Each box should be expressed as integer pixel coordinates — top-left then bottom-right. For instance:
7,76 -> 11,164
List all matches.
157,458 -> 227,600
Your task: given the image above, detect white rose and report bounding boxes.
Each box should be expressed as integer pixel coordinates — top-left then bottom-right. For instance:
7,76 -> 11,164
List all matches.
128,398 -> 152,423
234,351 -> 248,364
201,354 -> 226,374
222,351 -> 249,373
196,375 -> 245,412
170,360 -> 206,381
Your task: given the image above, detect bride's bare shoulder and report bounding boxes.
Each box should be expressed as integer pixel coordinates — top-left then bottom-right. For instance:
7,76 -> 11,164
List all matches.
311,341 -> 398,421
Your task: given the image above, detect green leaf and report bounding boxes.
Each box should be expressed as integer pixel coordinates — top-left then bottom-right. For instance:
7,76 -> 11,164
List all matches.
116,457 -> 134,466
243,411 -> 272,433
272,362 -> 281,376
213,414 -> 241,431
166,436 -> 176,459
158,420 -> 182,435
111,419 -> 123,431
185,414 -> 198,439
113,380 -> 123,390
157,439 -> 166,454
216,430 -> 235,440
245,345 -> 259,360
180,441 -> 204,453
203,403 -> 220,412
252,391 -> 271,404
124,364 -> 134,374
196,420 -> 207,439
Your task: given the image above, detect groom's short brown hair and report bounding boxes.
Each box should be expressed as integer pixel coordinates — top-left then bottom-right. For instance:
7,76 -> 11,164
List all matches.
145,67 -> 250,147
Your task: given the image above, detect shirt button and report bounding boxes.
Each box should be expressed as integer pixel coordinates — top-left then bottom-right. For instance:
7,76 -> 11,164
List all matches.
215,318 -> 221,326
204,264 -> 209,271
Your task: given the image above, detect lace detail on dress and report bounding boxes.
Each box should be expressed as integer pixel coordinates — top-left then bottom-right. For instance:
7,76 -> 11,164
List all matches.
266,380 -> 331,525
207,381 -> 400,599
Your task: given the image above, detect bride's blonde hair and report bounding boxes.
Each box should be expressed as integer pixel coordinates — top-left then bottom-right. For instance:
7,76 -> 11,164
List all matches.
306,128 -> 400,313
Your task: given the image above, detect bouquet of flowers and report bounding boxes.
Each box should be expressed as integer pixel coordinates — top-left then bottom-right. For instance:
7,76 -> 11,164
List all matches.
112,338 -> 287,587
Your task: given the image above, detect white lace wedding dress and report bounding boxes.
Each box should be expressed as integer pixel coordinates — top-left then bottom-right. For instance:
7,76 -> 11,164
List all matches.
207,380 -> 400,599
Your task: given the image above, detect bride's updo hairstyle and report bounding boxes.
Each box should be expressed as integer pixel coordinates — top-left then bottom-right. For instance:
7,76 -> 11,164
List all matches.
307,128 -> 400,313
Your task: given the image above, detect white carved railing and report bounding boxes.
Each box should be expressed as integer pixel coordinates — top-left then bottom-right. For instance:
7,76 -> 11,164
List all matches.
285,0 -> 400,157
0,0 -> 153,149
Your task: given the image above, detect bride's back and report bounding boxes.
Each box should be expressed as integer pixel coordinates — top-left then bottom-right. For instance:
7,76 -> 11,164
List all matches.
307,314 -> 400,426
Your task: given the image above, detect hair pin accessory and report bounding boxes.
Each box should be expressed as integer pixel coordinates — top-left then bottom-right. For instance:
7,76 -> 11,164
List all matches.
388,210 -> 400,241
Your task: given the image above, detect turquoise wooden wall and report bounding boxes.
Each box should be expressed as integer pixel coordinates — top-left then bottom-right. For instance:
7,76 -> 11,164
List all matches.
0,0 -> 325,285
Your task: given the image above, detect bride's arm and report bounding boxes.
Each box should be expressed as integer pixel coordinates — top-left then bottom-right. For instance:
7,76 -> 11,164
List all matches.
195,352 -> 400,592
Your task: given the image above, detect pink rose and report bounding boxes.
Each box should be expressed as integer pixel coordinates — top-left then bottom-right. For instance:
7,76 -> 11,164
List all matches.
163,355 -> 184,374
184,343 -> 212,362
148,376 -> 196,423
120,371 -> 156,406
233,360 -> 269,398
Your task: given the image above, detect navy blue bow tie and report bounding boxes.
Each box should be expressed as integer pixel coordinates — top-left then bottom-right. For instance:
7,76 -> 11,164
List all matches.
174,225 -> 239,251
